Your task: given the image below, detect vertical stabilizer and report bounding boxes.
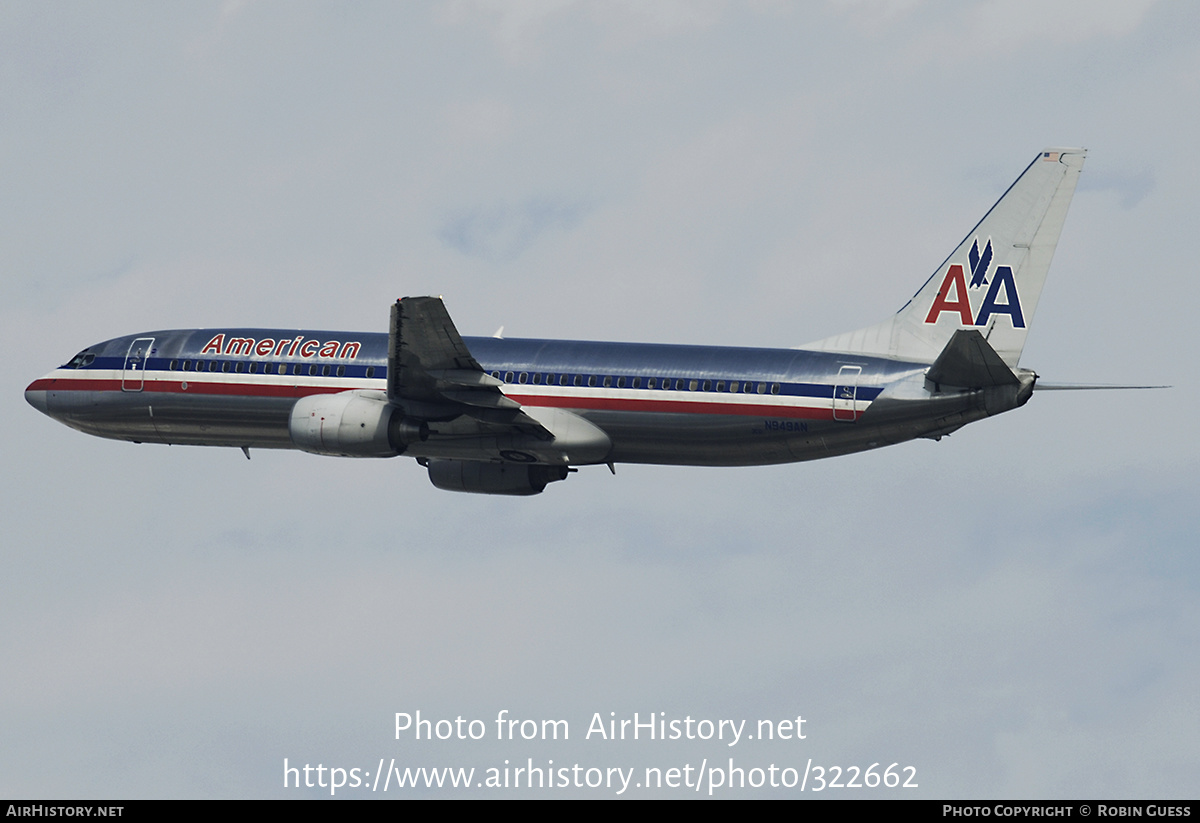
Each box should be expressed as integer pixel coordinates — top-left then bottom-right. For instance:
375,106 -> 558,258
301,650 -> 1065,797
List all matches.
806,148 -> 1086,367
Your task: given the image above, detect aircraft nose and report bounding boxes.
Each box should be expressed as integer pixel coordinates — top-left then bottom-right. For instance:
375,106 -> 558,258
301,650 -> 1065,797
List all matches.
25,381 -> 49,415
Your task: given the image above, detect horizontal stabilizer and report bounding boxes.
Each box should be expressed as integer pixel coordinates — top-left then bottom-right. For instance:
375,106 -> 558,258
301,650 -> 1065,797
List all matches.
926,329 -> 1018,388
1033,382 -> 1170,391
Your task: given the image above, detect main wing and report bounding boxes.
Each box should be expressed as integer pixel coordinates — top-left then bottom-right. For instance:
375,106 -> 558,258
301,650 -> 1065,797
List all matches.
386,297 -> 612,473
388,296 -> 551,438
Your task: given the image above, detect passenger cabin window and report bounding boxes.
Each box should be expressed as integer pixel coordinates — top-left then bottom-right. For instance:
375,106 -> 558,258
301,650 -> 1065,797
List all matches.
366,367 -> 376,378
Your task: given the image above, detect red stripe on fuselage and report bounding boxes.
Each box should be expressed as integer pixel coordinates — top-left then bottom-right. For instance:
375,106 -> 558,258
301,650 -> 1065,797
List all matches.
25,377 -> 353,398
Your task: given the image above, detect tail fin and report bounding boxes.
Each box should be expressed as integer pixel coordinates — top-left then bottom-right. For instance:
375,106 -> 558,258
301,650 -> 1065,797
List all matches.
806,148 -> 1086,367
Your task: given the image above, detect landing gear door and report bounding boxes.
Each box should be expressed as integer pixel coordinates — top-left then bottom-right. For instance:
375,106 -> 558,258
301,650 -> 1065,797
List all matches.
833,365 -> 861,422
122,337 -> 155,392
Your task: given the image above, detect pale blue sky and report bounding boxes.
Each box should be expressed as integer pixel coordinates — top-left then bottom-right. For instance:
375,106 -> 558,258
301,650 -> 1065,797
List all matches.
2,1 -> 1197,797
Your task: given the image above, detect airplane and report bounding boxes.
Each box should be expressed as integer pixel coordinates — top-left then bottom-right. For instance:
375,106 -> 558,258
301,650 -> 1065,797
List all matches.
27,147 -> 1117,495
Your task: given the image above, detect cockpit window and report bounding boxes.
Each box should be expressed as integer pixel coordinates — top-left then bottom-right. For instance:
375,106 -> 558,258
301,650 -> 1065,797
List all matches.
63,351 -> 95,369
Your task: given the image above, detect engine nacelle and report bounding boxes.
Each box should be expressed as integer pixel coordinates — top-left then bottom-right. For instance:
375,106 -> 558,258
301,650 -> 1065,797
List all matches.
289,392 -> 427,457
426,459 -> 569,496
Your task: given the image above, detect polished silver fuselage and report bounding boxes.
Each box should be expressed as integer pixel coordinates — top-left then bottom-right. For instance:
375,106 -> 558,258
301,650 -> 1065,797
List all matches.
25,328 -> 1032,467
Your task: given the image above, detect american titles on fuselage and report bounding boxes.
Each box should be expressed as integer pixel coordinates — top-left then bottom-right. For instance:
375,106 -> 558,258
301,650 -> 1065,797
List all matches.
200,333 -> 362,360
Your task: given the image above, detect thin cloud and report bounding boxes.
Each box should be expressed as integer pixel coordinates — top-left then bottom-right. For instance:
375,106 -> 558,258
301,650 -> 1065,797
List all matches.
1079,167 -> 1156,210
439,198 -> 591,262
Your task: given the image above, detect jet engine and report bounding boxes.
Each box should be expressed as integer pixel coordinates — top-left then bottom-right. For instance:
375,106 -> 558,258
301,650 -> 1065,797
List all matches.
425,459 -> 569,495
289,391 -> 428,457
